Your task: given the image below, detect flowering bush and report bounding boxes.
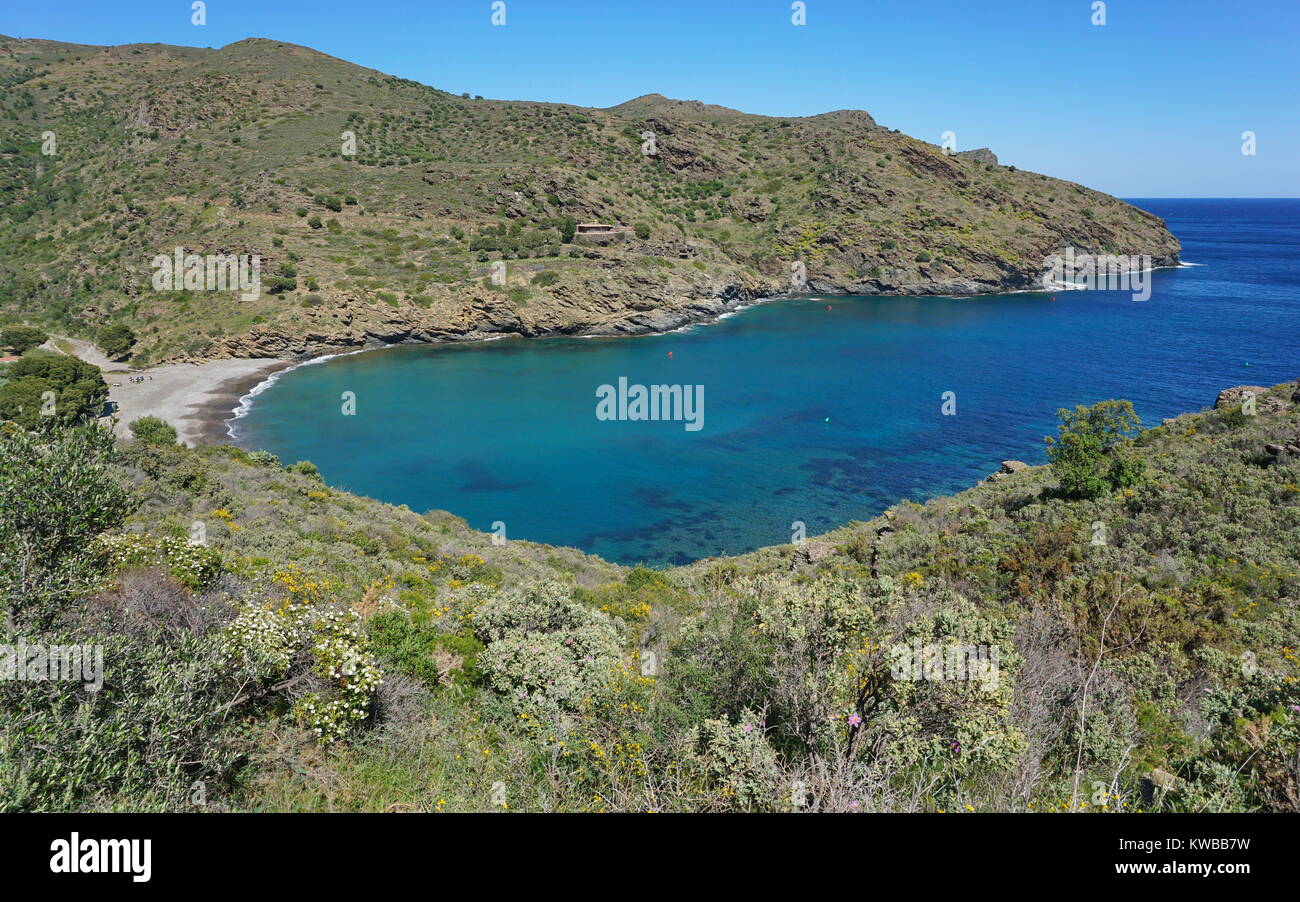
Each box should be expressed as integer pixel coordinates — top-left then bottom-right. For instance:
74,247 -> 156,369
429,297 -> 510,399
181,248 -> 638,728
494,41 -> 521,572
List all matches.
222,594 -> 382,744
474,581 -> 621,728
879,594 -> 1024,781
294,608 -> 384,744
685,709 -> 780,811
96,532 -> 223,590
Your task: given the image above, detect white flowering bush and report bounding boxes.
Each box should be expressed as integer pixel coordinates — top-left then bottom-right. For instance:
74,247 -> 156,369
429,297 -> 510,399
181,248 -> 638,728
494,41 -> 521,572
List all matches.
221,598 -> 382,744
294,608 -> 383,744
96,532 -> 223,590
474,581 -> 621,727
222,600 -> 298,679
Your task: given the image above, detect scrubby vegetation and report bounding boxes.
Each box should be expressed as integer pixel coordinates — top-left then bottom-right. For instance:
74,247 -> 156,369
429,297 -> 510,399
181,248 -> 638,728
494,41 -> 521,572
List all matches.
2,381 -> 1296,813
0,36 -> 1175,363
128,415 -> 177,446
0,326 -> 48,355
0,350 -> 107,428
1046,399 -> 1146,499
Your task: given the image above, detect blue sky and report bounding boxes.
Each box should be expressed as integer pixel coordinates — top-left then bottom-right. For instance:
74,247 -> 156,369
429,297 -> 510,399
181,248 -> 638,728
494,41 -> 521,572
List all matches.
4,0 -> 1296,196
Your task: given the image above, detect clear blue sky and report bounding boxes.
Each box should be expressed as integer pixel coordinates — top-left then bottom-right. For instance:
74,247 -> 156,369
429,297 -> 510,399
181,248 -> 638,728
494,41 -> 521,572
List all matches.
5,0 -> 1296,196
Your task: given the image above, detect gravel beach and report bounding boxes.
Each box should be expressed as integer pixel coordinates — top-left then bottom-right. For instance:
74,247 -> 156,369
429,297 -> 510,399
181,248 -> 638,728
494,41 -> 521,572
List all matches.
102,358 -> 293,446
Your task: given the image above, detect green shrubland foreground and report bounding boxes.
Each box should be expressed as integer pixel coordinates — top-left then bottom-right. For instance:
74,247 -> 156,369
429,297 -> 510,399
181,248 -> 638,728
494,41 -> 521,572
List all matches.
1,381 -> 1297,813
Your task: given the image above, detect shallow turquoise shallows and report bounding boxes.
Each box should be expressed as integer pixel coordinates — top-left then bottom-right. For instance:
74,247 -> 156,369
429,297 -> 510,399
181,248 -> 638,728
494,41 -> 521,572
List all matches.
233,199 -> 1300,565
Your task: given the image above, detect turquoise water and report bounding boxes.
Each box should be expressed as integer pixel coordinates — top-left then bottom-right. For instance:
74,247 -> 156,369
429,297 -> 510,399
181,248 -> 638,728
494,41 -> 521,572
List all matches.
234,199 -> 1300,565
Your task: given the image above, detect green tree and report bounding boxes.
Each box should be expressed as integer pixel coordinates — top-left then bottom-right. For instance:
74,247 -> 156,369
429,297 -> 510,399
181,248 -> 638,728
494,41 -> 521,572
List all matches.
0,352 -> 108,429
129,416 -> 178,446
98,323 -> 136,360
0,326 -> 48,354
560,216 -> 577,244
0,422 -> 136,629
634,221 -> 651,240
1045,399 -> 1146,499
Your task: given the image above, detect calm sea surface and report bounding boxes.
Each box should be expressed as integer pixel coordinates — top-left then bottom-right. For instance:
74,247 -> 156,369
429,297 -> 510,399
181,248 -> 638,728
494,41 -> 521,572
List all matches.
233,199 -> 1300,565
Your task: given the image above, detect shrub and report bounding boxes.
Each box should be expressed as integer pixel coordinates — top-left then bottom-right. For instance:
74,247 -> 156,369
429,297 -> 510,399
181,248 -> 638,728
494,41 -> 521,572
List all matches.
1045,399 -> 1145,499
0,325 -> 48,354
129,416 -> 177,446
286,460 -> 320,479
368,610 -> 482,687
95,532 -> 223,591
474,581 -> 621,728
0,423 -> 135,629
0,626 -> 245,811
685,709 -> 781,811
222,597 -> 382,744
248,450 -> 281,468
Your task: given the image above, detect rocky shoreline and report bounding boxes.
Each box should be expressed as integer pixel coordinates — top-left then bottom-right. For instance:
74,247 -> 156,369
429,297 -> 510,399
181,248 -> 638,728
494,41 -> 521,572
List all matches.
185,251 -> 1183,365
168,257 -> 1184,444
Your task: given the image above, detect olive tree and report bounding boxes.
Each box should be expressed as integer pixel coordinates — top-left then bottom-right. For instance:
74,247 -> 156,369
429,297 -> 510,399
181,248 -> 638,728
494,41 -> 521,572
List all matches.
0,423 -> 136,630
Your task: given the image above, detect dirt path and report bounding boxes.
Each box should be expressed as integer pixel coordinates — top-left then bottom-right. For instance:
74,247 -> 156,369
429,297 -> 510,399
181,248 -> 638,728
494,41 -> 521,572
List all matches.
42,335 -> 120,371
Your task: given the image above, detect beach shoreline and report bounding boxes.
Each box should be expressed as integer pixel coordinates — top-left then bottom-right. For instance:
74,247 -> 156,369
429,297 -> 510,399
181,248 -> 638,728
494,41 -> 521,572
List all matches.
189,360 -> 300,446
100,358 -> 295,447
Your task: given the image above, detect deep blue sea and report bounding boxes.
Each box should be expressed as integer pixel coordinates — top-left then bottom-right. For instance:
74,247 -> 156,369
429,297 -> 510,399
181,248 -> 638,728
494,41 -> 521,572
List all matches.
233,199 -> 1300,565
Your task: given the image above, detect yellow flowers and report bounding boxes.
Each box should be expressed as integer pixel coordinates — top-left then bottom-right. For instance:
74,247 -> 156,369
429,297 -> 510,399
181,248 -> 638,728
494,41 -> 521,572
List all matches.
272,563 -> 336,605
902,571 -> 925,588
598,597 -> 652,621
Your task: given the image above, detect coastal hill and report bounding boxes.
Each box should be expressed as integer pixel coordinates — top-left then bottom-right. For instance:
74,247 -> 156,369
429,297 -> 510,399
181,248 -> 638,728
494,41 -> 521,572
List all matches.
0,35 -> 1179,365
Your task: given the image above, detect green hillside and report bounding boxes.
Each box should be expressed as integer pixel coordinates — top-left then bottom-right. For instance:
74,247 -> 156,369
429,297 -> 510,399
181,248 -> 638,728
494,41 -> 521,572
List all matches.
0,36 -> 1179,364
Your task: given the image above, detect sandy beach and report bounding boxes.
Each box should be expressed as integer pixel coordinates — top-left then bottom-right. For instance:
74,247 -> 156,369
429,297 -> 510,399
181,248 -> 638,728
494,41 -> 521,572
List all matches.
102,358 -> 294,447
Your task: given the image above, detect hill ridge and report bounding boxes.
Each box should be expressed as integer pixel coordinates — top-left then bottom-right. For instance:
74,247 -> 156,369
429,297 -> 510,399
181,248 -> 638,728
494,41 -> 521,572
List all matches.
0,34 -> 1179,365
